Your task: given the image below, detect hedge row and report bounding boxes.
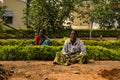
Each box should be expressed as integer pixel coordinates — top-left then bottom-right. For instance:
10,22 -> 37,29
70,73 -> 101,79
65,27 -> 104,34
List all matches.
0,39 -> 120,49
0,29 -> 120,39
0,39 -> 65,46
0,45 -> 120,60
83,40 -> 120,49
52,39 -> 120,49
0,29 -> 34,39
86,45 -> 120,60
0,39 -> 119,60
0,46 -> 62,60
0,39 -> 34,46
75,29 -> 120,37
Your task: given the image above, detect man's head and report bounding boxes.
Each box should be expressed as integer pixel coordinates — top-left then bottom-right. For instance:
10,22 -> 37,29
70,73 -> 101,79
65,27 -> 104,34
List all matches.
70,30 -> 77,42
39,29 -> 46,37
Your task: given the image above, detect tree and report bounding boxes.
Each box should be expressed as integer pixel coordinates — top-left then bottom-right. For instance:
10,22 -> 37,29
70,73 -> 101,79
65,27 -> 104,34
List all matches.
76,0 -> 120,39
24,0 -> 78,37
110,0 -> 120,28
0,5 -> 6,32
25,0 -> 32,28
92,0 -> 120,29
76,1 -> 95,39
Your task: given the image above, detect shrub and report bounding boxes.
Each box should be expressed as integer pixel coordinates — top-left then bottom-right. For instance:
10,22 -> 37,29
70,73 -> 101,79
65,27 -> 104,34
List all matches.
0,29 -> 120,39
83,40 -> 120,49
86,45 -> 120,60
0,39 -> 120,60
0,45 -> 63,60
0,45 -> 120,60
0,39 -> 34,46
0,39 -> 120,49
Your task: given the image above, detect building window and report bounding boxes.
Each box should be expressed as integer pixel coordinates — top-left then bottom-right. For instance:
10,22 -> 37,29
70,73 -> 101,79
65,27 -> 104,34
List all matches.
3,11 -> 13,24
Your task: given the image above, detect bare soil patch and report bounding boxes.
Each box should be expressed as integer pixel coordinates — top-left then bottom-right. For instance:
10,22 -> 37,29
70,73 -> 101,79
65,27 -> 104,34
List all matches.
0,61 -> 120,80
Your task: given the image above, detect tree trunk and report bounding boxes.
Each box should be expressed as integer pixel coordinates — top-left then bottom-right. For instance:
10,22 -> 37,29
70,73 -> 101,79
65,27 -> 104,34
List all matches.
89,18 -> 94,40
26,0 -> 31,28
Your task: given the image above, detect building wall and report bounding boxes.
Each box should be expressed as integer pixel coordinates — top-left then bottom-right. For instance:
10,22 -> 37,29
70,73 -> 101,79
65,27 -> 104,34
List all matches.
3,0 -> 26,28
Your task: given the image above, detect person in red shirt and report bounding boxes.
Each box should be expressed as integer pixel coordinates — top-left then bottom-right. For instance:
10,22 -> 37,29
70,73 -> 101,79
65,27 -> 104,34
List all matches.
35,29 -> 51,46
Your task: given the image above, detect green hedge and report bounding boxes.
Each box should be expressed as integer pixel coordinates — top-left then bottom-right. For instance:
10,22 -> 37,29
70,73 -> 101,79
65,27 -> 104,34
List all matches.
86,46 -> 120,60
75,29 -> 120,37
0,39 -> 34,46
0,39 -> 120,60
0,39 -> 120,49
0,29 -> 120,39
83,40 -> 120,49
0,29 -> 35,39
0,46 -> 62,60
0,45 -> 120,60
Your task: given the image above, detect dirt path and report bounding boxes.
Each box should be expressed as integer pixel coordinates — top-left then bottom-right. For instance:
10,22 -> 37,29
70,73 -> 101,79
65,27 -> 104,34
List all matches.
0,61 -> 120,80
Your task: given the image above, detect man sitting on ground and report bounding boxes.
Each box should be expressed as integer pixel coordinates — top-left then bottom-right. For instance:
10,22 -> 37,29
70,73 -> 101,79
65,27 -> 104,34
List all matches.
53,30 -> 88,65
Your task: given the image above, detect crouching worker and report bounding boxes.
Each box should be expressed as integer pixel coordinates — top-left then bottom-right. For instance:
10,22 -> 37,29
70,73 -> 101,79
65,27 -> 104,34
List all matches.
53,30 -> 88,66
35,29 -> 51,46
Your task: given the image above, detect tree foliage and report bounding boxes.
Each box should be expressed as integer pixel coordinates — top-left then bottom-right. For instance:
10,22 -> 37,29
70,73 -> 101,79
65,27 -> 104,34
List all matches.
77,0 -> 120,29
93,0 -> 120,29
24,0 -> 78,36
76,1 -> 94,25
0,5 -> 6,32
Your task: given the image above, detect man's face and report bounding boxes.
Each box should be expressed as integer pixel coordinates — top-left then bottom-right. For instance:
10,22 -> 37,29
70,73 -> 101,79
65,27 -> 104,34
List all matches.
70,31 -> 77,41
